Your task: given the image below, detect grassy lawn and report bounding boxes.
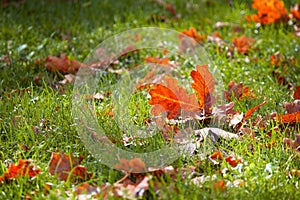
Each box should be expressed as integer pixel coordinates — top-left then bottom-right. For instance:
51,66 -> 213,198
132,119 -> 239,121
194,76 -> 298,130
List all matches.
0,0 -> 300,199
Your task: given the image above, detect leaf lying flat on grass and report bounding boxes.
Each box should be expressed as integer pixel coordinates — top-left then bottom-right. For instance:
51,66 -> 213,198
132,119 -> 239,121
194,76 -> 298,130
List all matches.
0,159 -> 41,183
48,151 -> 92,182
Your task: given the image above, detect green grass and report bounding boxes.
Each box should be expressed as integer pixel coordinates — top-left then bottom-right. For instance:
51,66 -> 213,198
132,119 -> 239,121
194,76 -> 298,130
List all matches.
1,0 -> 300,199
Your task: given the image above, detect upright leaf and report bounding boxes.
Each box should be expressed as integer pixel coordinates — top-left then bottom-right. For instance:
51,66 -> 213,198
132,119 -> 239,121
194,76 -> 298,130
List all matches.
149,76 -> 200,119
190,64 -> 215,113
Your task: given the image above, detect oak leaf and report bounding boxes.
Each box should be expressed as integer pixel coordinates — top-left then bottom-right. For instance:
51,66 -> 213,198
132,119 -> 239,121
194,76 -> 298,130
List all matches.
48,151 -> 92,182
149,76 -> 200,119
0,159 -> 41,183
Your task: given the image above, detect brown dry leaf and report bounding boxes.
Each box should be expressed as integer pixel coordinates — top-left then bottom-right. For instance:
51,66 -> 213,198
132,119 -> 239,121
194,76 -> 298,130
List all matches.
283,134 -> 300,151
284,100 -> 300,114
113,176 -> 150,199
149,76 -> 200,119
45,54 -> 85,74
224,81 -> 256,101
48,151 -> 92,182
0,159 -> 41,183
114,158 -> 147,173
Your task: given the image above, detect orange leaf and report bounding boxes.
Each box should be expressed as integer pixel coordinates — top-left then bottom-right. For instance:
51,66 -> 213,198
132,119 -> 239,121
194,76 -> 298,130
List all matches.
225,155 -> 242,167
245,101 -> 267,119
277,111 -> 300,123
144,57 -> 173,67
114,158 -> 146,173
232,35 -> 254,55
48,151 -> 91,181
0,159 -> 41,183
247,0 -> 288,25
45,54 -> 85,74
179,27 -> 207,43
210,152 -> 223,160
213,180 -> 226,191
293,86 -> 300,99
191,64 -> 215,113
149,76 -> 200,119
290,4 -> 300,20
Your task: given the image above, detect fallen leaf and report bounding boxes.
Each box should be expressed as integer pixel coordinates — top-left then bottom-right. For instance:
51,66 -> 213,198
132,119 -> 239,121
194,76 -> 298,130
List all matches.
113,176 -> 150,199
179,27 -> 207,43
45,54 -> 85,74
225,155 -> 242,167
224,81 -> 256,101
246,0 -> 288,25
149,76 -> 200,119
284,100 -> 300,114
290,4 -> 300,20
213,180 -> 226,191
191,64 -> 215,113
283,134 -> 300,151
114,158 -> 147,173
277,111 -> 300,123
245,101 -> 267,119
0,159 -> 40,183
293,86 -> 300,99
271,51 -> 285,66
232,35 -> 254,55
210,152 -> 223,160
48,151 -> 92,182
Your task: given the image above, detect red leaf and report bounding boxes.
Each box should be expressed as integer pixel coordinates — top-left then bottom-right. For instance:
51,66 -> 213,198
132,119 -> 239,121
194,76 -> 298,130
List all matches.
48,151 -> 91,182
191,64 -> 215,113
277,111 -> 300,124
225,155 -> 242,167
0,159 -> 40,183
45,54 -> 85,74
293,86 -> 300,99
149,76 -> 200,119
245,101 -> 267,119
